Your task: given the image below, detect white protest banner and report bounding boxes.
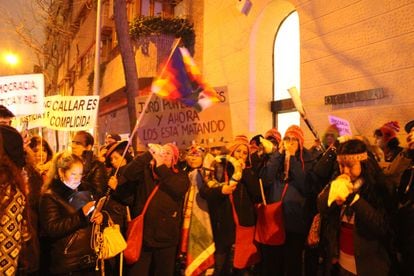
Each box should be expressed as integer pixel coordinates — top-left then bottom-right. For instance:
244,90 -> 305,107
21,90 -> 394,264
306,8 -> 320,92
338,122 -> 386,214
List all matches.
14,114 -> 44,131
0,74 -> 44,115
135,86 -> 233,149
328,115 -> 352,136
43,95 -> 99,131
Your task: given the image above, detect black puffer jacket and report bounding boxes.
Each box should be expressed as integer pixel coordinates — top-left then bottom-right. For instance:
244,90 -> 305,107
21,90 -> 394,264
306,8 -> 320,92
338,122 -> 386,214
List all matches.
39,180 -> 96,274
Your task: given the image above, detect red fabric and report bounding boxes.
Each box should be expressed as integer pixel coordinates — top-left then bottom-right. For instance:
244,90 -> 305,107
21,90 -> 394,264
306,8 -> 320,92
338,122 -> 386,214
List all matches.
124,186 -> 159,264
255,201 -> 285,245
124,213 -> 144,264
230,195 -> 260,269
255,183 -> 288,245
339,222 -> 354,255
233,224 -> 261,269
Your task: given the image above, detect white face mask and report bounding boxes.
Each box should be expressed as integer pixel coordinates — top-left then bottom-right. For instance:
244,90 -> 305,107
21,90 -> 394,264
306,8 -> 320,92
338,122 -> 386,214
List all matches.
62,180 -> 81,190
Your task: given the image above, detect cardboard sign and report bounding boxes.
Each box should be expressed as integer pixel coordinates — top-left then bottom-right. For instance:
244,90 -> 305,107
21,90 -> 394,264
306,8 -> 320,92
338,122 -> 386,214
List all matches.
43,95 -> 100,131
135,86 -> 233,149
328,115 -> 352,136
0,74 -> 44,115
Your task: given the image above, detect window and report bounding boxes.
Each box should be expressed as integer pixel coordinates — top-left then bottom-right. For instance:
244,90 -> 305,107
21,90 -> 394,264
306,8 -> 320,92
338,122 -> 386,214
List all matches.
273,11 -> 300,136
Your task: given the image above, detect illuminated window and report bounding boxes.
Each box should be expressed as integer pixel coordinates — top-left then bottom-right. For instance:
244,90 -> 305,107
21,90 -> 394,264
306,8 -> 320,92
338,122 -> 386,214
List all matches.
273,11 -> 300,136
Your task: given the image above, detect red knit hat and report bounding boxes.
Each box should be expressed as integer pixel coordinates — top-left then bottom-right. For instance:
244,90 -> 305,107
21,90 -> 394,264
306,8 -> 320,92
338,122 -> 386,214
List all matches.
227,135 -> 250,153
265,128 -> 282,144
284,125 -> 305,169
378,121 -> 400,144
226,135 -> 251,167
163,143 -> 180,172
284,125 -> 304,148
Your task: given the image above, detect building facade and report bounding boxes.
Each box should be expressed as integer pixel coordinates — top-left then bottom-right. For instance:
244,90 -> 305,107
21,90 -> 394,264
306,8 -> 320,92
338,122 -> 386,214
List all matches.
55,0 -> 414,148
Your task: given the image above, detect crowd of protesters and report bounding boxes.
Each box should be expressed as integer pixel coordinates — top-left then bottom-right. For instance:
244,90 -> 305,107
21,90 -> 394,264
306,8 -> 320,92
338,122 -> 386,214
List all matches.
1,103 -> 413,276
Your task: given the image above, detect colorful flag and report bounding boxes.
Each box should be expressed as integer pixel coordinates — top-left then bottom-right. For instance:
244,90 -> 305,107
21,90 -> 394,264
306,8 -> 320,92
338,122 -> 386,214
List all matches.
151,47 -> 220,112
180,169 -> 215,276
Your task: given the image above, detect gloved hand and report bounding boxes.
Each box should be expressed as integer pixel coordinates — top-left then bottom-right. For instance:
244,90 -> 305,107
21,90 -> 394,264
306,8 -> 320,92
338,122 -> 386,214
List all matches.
260,137 -> 274,154
328,174 -> 353,206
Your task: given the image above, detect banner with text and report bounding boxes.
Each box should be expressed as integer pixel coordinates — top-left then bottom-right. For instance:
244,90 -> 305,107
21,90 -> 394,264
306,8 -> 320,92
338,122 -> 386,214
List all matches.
328,115 -> 352,136
42,95 -> 100,131
0,74 -> 44,116
136,86 -> 233,149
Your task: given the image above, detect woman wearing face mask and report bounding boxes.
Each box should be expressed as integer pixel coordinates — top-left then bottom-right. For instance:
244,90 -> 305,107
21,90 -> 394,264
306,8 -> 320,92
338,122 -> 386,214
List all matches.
317,139 -> 396,276
39,152 -> 103,276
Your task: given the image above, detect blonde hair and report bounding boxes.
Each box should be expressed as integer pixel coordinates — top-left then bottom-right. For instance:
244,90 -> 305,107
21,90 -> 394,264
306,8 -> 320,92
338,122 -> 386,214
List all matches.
43,151 -> 83,192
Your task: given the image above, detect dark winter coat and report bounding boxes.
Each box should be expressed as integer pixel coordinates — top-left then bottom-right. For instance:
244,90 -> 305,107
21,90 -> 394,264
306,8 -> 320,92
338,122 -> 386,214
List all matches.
81,150 -> 109,197
395,152 -> 414,261
260,149 -> 315,234
317,179 -> 395,276
199,160 -> 261,251
117,151 -> 190,248
39,180 -> 96,274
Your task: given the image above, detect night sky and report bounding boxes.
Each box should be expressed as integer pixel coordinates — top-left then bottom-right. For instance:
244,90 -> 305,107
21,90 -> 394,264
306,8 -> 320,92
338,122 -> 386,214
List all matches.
0,0 -> 42,76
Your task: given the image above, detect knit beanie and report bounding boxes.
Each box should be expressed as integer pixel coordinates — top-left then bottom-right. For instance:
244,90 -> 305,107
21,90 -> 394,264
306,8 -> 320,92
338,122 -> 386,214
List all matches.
227,135 -> 250,154
376,121 -> 400,144
227,135 -> 251,167
0,125 -> 25,168
284,125 -> 305,169
284,125 -> 304,148
265,128 -> 282,144
163,143 -> 180,172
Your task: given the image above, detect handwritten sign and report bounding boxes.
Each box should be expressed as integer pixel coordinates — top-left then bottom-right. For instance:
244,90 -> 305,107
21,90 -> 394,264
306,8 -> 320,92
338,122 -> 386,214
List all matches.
328,115 -> 352,136
136,86 -> 233,149
0,74 -> 44,115
42,95 -> 100,131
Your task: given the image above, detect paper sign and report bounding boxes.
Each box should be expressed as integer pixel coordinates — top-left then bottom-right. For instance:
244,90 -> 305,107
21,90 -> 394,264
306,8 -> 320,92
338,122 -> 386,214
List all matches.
43,95 -> 99,131
328,115 -> 352,136
135,86 -> 233,149
0,74 -> 45,115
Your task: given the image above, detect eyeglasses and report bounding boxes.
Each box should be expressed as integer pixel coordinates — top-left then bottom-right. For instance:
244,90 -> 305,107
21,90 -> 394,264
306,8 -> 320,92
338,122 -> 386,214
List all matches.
283,136 -> 298,142
71,140 -> 84,146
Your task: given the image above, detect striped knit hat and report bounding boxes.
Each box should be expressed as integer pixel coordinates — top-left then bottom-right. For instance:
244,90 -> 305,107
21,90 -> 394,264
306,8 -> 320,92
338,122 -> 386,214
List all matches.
227,135 -> 252,167
284,125 -> 305,169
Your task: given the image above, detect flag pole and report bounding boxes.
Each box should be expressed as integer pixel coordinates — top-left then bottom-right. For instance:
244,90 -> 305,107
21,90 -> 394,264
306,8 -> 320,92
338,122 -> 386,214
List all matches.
111,38 -> 182,178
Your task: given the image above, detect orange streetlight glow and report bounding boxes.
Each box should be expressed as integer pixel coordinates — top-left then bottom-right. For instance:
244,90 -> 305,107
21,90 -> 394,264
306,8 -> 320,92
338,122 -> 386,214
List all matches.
4,52 -> 19,66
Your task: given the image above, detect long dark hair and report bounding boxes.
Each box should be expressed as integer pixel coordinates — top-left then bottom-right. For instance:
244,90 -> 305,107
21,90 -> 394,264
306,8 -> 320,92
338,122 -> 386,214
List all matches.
337,139 -> 393,211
